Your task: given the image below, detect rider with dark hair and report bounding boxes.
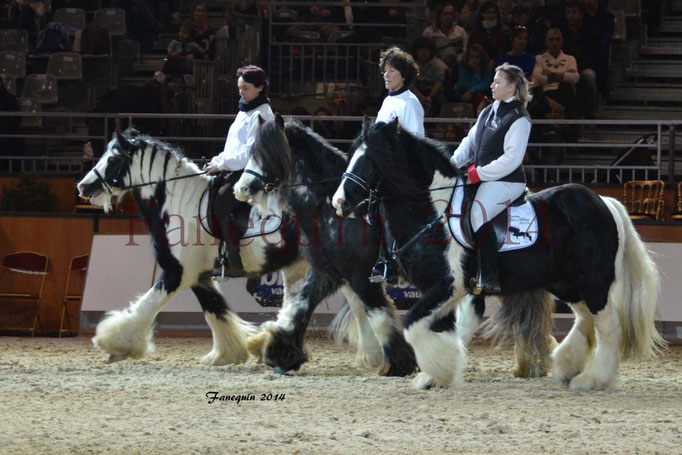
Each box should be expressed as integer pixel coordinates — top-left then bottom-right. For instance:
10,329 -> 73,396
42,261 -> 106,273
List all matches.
371,46 -> 424,282
450,63 -> 532,295
204,65 -> 274,275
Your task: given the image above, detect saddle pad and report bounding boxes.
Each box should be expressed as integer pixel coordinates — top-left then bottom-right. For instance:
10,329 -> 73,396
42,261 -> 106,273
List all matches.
241,205 -> 283,239
447,180 -> 538,252
199,188 -> 282,239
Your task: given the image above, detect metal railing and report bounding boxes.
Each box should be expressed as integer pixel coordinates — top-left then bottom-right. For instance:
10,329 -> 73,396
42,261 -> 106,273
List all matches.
265,1 -> 428,96
0,111 -> 679,184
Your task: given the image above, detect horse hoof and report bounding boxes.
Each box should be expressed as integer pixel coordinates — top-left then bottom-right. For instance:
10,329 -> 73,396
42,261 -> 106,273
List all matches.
272,366 -> 286,375
106,353 -> 128,364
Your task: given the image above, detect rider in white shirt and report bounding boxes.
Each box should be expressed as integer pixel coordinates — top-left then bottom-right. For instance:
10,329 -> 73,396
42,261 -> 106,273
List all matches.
204,65 -> 274,273
371,47 -> 425,283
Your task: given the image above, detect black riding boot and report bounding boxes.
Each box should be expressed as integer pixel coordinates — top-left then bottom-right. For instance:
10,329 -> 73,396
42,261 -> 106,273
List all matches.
472,227 -> 501,295
369,225 -> 398,284
224,214 -> 244,272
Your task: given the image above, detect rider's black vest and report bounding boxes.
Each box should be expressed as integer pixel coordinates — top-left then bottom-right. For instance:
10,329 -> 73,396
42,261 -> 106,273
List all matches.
473,100 -> 529,184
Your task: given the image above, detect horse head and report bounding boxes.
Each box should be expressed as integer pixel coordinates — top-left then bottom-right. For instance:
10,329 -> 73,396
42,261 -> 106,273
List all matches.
234,114 -> 292,212
77,127 -> 140,211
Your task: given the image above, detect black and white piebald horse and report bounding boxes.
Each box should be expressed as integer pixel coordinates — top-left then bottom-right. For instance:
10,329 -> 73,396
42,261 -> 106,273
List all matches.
233,116 -> 423,376
76,128 -> 313,365
333,117 -> 665,390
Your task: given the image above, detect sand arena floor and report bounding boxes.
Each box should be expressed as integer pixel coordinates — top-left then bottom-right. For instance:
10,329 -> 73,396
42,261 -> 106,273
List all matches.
0,335 -> 680,455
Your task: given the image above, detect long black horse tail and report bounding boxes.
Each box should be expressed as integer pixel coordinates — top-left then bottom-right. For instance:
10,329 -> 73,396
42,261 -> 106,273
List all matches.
481,290 -> 556,377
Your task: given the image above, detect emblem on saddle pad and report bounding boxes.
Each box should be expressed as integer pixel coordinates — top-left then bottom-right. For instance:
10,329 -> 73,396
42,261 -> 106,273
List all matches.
447,180 -> 538,252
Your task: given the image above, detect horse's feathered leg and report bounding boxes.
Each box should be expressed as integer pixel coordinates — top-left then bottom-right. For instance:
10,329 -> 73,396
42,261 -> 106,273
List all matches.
338,285 -> 384,370
192,279 -> 255,366
342,283 -> 416,376
403,282 -> 467,389
92,284 -> 171,360
551,301 -> 595,384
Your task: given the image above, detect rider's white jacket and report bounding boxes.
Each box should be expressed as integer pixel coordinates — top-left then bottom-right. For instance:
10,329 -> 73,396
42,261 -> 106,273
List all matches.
211,102 -> 275,171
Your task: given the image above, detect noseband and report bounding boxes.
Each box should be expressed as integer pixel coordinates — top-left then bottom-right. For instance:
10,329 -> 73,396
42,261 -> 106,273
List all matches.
243,169 -> 280,193
341,170 -> 381,216
93,152 -> 132,195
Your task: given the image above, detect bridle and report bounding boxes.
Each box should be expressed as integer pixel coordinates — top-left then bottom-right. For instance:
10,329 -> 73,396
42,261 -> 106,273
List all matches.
340,168 -> 382,217
90,150 -> 206,196
243,168 -> 280,193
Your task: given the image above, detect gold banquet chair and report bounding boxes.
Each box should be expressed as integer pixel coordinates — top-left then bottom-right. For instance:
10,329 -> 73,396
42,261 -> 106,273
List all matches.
623,179 -> 665,221
0,251 -> 49,336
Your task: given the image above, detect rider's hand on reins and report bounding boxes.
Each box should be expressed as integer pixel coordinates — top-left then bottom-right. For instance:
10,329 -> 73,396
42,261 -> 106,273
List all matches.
203,163 -> 221,175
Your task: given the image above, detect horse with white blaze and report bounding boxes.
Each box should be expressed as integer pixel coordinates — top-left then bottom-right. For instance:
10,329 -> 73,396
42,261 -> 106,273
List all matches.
333,117 -> 665,390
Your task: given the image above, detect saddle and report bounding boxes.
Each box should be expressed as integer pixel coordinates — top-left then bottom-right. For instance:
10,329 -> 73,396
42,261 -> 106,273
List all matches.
448,178 -> 538,252
199,176 -> 282,241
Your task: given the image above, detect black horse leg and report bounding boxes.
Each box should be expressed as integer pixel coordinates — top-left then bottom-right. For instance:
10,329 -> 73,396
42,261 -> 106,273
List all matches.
260,271 -> 339,374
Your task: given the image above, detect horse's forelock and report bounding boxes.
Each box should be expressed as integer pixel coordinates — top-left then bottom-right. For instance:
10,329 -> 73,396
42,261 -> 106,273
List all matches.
252,120 -> 293,184
361,122 -> 420,197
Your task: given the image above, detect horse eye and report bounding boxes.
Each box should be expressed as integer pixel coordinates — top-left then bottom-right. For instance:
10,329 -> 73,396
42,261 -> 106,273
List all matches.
108,156 -> 117,164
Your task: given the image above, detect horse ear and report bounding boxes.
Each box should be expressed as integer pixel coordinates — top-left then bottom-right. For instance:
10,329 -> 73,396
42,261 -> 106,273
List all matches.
387,116 -> 401,134
115,130 -> 134,151
275,113 -> 285,130
362,115 -> 373,131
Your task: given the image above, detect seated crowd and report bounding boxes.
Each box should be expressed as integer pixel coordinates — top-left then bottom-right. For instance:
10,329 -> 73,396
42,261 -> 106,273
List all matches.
1,0 -> 617,148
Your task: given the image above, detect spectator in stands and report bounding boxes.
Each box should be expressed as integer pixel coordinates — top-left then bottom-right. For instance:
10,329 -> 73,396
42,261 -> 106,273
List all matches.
411,36 -> 449,116
527,0 -> 565,54
467,1 -> 511,61
214,3 -> 238,39
507,4 -> 532,27
453,43 -> 494,113
203,65 -> 274,273
561,0 -> 599,118
582,0 -> 613,96
188,1 -> 211,44
422,1 -> 468,71
285,4 -> 352,42
496,25 -> 535,78
122,0 -> 161,51
1,0 -> 48,44
459,0 -> 480,26
353,0 -> 407,41
162,23 -> 206,82
312,106 -> 335,139
532,27 -> 578,118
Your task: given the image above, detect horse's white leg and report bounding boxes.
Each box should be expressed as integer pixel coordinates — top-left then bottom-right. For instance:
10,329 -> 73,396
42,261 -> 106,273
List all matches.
280,260 -> 309,309
92,286 -> 172,360
192,280 -> 256,366
568,301 -> 620,390
551,302 -> 595,385
341,285 -> 383,370
456,294 -> 483,348
405,297 -> 467,389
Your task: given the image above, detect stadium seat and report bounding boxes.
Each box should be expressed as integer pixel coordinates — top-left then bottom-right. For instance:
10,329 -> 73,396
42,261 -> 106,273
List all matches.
18,97 -> 42,127
47,52 -> 83,80
22,74 -> 58,105
53,8 -> 87,32
0,29 -> 29,54
92,8 -> 126,37
0,51 -> 26,77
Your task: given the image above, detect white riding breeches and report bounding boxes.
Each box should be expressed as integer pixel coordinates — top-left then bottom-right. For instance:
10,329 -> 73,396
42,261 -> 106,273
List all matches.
470,181 -> 526,232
